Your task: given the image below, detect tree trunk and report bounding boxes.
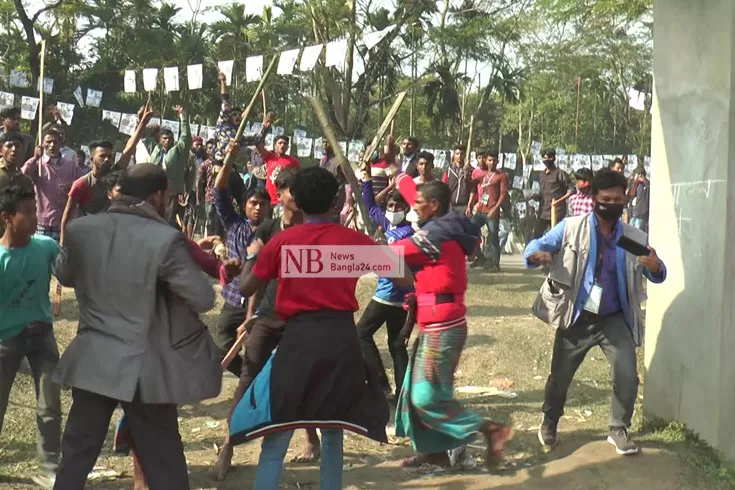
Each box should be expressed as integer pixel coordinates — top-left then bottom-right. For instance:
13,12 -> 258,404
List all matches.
341,0 -> 357,135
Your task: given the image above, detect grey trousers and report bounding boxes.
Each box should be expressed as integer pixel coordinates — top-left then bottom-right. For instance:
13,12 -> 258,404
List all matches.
54,388 -> 189,490
542,313 -> 638,429
0,322 -> 61,473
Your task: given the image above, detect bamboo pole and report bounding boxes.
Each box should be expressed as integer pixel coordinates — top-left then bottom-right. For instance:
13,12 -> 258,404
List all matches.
37,40 -> 46,166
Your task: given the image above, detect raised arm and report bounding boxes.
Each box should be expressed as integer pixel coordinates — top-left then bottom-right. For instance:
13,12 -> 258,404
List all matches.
214,140 -> 242,230
118,100 -> 154,170
175,105 -> 192,153
359,161 -> 389,229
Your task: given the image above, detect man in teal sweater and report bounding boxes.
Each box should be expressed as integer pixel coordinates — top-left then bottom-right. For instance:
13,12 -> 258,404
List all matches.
149,105 -> 191,229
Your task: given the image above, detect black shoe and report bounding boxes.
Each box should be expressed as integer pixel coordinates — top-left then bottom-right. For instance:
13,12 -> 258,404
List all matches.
538,416 -> 558,448
607,427 -> 639,455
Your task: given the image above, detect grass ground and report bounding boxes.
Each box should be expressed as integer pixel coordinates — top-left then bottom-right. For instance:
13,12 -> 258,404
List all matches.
1,256 -> 733,489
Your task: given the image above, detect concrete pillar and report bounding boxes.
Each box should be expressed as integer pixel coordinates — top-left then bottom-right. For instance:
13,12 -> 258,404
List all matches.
645,0 -> 735,461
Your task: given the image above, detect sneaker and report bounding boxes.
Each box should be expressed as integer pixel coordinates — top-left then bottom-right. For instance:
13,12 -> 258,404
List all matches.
607,427 -> 639,455
31,474 -> 55,489
537,416 -> 557,448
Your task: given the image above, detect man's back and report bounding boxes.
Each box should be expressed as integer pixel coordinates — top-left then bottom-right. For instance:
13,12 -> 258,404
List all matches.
54,210 -> 216,402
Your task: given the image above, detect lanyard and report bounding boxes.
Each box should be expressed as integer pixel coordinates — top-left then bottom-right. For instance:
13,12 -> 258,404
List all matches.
481,171 -> 496,188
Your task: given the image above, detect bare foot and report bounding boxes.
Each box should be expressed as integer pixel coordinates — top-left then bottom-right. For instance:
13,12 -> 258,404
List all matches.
215,441 -> 234,480
290,442 -> 321,463
482,421 -> 513,465
401,452 -> 451,468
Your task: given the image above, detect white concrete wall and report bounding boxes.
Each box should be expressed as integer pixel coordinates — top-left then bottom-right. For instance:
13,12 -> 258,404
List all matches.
645,0 -> 735,461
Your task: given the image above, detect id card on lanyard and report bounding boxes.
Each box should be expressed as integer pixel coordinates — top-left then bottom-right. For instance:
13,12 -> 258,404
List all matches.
480,172 -> 495,206
583,237 -> 606,314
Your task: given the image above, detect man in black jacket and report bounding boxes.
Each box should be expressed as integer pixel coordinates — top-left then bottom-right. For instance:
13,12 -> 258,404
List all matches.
442,145 -> 473,215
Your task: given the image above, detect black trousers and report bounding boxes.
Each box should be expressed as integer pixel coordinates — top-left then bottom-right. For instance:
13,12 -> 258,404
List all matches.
533,217 -> 551,239
356,300 -> 409,395
54,388 -> 188,490
215,302 -> 247,377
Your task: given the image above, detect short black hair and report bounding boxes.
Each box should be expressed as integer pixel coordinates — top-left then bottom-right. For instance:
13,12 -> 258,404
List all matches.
574,168 -> 594,182
635,166 -> 647,177
75,148 -> 86,159
454,144 -> 467,153
592,168 -> 628,195
160,128 -> 174,139
89,141 -> 114,153
245,187 -> 270,202
405,136 -> 420,147
206,138 -> 215,145
275,167 -> 298,191
103,170 -> 126,192
417,180 -> 450,215
0,174 -> 35,215
0,107 -> 20,120
291,166 -> 338,214
386,189 -> 407,207
0,132 -> 23,147
275,135 -> 289,145
486,150 -> 499,159
41,127 -> 61,141
542,149 -> 556,159
120,164 -> 168,200
417,151 -> 434,166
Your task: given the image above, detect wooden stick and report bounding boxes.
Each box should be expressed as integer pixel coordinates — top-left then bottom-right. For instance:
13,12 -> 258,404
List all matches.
309,96 -> 375,236
360,91 -> 407,167
52,283 -> 62,317
261,90 -> 267,115
551,204 -> 558,227
221,328 -> 248,370
38,39 -> 46,176
222,56 -> 278,168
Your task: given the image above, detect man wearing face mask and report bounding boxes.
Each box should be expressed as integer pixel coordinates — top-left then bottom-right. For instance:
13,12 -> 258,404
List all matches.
357,159 -> 414,402
524,168 -> 667,456
531,149 -> 575,238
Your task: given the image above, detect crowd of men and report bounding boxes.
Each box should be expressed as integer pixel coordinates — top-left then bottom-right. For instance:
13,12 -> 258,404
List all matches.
0,76 -> 659,490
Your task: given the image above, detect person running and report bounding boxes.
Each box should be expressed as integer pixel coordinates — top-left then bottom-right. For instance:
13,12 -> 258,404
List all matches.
525,168 -> 666,456
358,160 -> 413,401
391,175 -> 513,468
230,166 -> 410,490
0,175 -> 62,489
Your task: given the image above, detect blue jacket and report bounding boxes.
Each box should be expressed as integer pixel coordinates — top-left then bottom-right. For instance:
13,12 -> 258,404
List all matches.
362,180 -> 414,305
524,214 -> 666,332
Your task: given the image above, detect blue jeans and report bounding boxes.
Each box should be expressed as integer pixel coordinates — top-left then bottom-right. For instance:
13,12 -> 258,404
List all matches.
254,428 -> 343,490
471,212 -> 501,267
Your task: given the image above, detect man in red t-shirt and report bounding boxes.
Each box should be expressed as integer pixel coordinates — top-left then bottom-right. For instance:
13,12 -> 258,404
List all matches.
231,166 -> 409,490
466,151 -> 509,272
254,118 -> 300,207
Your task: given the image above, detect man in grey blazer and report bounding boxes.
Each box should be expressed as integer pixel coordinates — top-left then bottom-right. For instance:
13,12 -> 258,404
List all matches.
52,164 -> 218,490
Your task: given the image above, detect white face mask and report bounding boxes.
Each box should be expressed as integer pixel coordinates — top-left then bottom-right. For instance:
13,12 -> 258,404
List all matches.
385,210 -> 405,226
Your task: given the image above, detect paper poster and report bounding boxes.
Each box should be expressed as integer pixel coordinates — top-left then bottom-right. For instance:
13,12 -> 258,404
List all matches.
198,125 -> 210,139
119,113 -> 138,136
56,102 -> 75,124
187,64 -> 203,90
217,60 -> 234,86
250,121 -> 263,135
363,26 -> 393,50
325,39 -> 348,69
102,110 -> 122,128
531,181 -> 540,193
264,133 -> 274,150
143,68 -> 158,91
434,150 -> 448,169
512,175 -> 523,190
73,86 -> 85,107
0,92 -> 14,109
300,44 -> 323,72
469,151 -> 478,168
556,154 -> 568,171
206,126 -> 216,141
293,129 -> 308,141
532,153 -> 544,171
628,88 -> 646,111
86,89 -> 103,107
277,48 -> 300,75
504,153 -> 517,170
149,117 -> 161,128
297,137 -> 313,158
124,70 -> 136,93
161,119 -> 180,140
9,70 -> 29,88
313,137 -> 324,159
591,155 -> 604,171
163,66 -> 180,92
522,164 -> 532,180
20,96 -> 39,120
497,153 -> 504,168
37,77 -> 54,94
348,140 -> 365,162
530,140 -> 542,155
190,124 -> 200,137
556,148 -> 566,156
246,55 -> 263,83
272,126 -> 285,137
515,202 -> 527,220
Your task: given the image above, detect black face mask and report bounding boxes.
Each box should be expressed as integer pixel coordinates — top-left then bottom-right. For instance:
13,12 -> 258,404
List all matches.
595,202 -> 624,222
543,160 -> 555,168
